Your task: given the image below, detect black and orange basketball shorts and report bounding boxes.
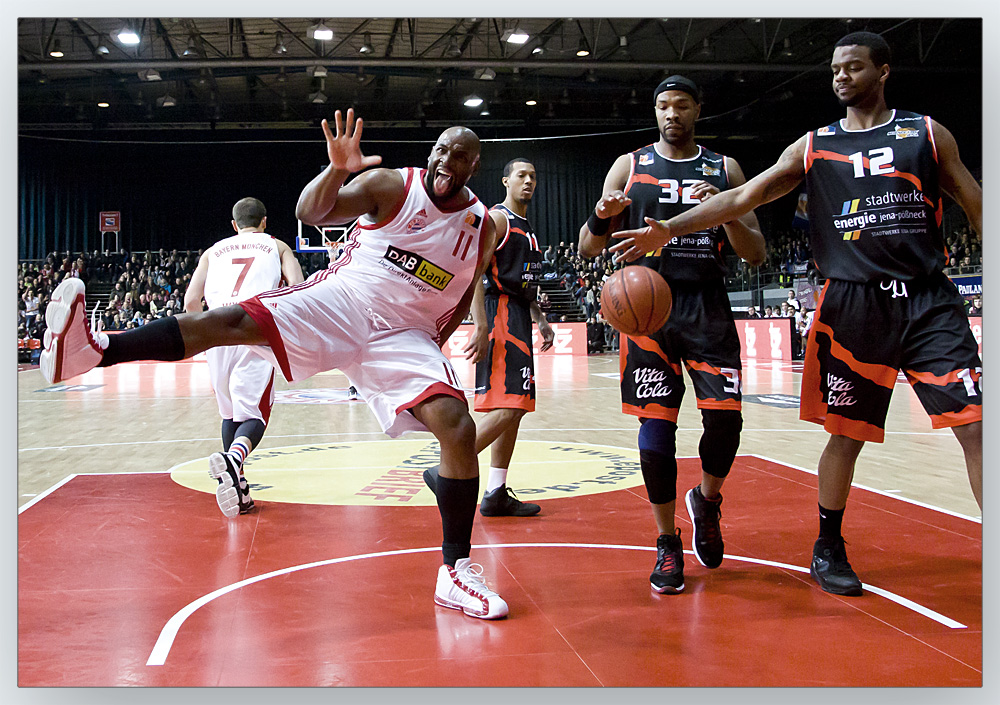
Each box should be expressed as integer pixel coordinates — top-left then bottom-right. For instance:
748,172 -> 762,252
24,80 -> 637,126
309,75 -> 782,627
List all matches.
475,294 -> 535,412
801,274 -> 982,443
619,282 -> 742,422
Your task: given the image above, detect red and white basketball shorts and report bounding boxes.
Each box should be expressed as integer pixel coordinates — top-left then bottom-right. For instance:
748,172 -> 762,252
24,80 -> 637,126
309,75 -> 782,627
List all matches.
801,274 -> 982,443
206,344 -> 275,424
239,270 -> 466,438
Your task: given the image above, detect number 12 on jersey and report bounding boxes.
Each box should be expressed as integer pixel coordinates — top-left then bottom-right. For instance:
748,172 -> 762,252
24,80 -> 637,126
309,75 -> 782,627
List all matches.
847,147 -> 894,178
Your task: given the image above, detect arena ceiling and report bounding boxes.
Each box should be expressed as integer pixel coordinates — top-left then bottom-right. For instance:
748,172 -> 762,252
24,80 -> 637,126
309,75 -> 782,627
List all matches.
17,17 -> 981,139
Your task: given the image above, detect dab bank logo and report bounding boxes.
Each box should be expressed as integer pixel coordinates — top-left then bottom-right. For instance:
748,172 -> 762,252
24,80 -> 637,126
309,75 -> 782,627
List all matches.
170,440 -> 643,507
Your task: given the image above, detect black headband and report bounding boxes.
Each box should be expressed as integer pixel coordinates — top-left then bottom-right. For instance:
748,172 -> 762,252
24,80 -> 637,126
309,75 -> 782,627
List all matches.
653,75 -> 701,103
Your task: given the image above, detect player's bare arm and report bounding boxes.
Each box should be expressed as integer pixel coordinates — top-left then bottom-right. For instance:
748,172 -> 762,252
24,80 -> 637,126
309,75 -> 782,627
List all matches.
611,136 -> 807,263
462,210 -> 505,362
276,240 -> 305,286
529,300 -> 554,352
717,157 -> 766,266
438,215 -> 499,348
578,153 -> 632,258
933,119 -> 982,237
183,252 -> 210,313
295,108 -> 395,226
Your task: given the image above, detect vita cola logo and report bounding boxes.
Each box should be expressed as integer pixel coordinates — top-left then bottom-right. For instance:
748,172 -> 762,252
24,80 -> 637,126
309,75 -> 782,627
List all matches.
826,373 -> 857,407
634,367 -> 671,399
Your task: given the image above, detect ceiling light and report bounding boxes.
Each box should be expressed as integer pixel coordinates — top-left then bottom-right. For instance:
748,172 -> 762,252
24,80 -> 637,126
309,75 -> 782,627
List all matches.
502,28 -> 529,44
97,101 -> 110,108
464,95 -> 484,108
277,67 -> 287,83
308,65 -> 328,78
627,88 -> 638,105
479,104 -> 490,116
117,28 -> 140,45
697,38 -> 712,58
95,38 -> 110,57
531,46 -> 543,55
359,32 -> 374,54
619,35 -> 628,50
157,93 -> 177,108
308,90 -> 328,104
308,22 -> 333,41
525,99 -> 537,106
586,69 -> 597,83
138,69 -> 161,81
576,37 -> 590,57
182,36 -> 199,58
475,67 -> 496,80
560,88 -> 570,105
273,31 -> 287,55
781,37 -> 794,58
49,40 -> 64,58
446,37 -> 462,58
546,103 -> 555,118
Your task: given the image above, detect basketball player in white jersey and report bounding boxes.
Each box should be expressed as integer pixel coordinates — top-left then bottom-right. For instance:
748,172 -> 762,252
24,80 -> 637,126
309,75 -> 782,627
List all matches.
41,109 -> 508,619
183,197 -> 304,517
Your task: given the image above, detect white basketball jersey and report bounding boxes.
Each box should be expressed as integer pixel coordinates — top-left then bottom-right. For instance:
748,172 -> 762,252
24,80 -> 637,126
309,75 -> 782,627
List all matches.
330,167 -> 489,337
203,232 -> 282,309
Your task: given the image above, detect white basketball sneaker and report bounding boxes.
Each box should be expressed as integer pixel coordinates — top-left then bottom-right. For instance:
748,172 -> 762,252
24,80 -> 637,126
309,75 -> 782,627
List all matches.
434,558 -> 508,619
40,279 -> 106,384
208,452 -> 255,517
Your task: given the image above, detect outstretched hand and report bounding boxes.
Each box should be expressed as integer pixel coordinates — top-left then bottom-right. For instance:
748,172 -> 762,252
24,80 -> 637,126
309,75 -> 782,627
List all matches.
608,217 -> 671,263
321,109 -> 383,173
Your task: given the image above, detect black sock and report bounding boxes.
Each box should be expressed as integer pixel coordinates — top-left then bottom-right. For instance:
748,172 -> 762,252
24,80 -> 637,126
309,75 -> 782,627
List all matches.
99,316 -> 186,366
435,475 -> 479,567
818,504 -> 845,542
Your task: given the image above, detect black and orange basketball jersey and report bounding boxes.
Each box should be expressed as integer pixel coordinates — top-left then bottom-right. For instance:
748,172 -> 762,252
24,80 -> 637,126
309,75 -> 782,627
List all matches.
803,110 -> 945,282
621,144 -> 731,284
484,204 -> 542,304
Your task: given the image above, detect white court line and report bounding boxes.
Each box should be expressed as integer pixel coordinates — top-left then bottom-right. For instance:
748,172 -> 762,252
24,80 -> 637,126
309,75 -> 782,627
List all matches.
145,541 -> 967,667
745,453 -> 982,524
17,474 -> 78,513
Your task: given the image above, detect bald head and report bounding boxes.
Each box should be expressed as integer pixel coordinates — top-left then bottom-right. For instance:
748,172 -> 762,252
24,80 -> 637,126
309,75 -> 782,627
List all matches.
426,125 -> 482,203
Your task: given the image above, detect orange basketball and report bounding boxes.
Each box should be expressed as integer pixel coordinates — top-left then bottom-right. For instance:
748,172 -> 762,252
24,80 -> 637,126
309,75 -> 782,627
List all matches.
600,266 -> 672,336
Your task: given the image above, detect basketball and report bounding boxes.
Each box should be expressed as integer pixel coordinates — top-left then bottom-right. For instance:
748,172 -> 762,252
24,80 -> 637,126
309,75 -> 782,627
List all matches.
600,266 -> 672,336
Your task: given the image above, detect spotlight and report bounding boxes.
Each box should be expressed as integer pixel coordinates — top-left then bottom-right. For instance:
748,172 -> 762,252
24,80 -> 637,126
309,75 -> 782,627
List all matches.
97,101 -> 110,108
117,28 -> 140,45
502,28 -> 529,44
138,69 -> 162,81
307,22 -> 333,42
308,90 -> 328,104
576,37 -> 590,57
475,67 -> 496,80
359,32 -> 374,54
157,93 -> 177,108
308,65 -> 328,78
446,37 -> 462,58
273,31 -> 287,55
464,95 -> 484,108
95,38 -> 110,57
780,38 -> 794,58
49,39 -> 64,58
525,99 -> 537,106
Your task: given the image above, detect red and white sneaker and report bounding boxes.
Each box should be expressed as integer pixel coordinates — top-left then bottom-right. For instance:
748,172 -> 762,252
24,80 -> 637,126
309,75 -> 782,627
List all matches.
40,279 -> 106,384
434,558 -> 508,619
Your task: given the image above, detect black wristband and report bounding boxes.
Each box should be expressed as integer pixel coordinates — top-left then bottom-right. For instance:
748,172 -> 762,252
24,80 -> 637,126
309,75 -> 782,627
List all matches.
587,211 -> 611,237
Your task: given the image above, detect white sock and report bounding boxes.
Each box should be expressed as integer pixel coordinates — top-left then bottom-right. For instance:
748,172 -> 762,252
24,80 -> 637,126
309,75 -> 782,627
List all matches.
486,467 -> 508,493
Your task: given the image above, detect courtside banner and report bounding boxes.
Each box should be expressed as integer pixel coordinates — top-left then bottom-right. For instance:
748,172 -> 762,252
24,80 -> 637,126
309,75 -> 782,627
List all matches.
445,322 -> 587,357
738,318 -> 793,362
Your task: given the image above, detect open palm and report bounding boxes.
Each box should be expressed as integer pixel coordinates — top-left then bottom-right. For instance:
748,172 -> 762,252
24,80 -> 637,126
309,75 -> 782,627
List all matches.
322,108 -> 383,173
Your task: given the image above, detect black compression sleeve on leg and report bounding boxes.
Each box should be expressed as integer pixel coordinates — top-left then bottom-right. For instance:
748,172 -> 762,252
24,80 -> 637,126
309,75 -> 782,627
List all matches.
98,316 -> 186,366
638,419 -> 678,504
232,418 -> 266,449
434,475 -> 479,567
699,409 -> 743,479
221,419 -> 237,450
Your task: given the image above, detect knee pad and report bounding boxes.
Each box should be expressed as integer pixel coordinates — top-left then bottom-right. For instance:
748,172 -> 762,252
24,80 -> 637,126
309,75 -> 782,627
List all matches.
232,418 -> 267,450
699,409 -> 742,479
638,419 -> 678,504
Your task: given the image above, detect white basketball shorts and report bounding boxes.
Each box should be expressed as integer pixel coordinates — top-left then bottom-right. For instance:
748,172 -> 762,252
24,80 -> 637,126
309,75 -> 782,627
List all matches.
240,269 -> 466,438
206,345 -> 276,423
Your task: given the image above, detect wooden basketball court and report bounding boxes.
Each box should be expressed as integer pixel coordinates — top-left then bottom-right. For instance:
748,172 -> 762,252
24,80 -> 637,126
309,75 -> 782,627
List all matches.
16,352 -> 982,687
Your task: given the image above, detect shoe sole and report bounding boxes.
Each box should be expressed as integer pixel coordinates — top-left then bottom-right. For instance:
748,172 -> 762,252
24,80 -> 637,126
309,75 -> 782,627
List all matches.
422,468 -> 437,496
434,595 -> 508,619
685,489 -> 723,569
809,565 -> 863,596
479,505 -> 541,517
208,453 -> 242,518
650,581 -> 685,594
40,279 -> 86,384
